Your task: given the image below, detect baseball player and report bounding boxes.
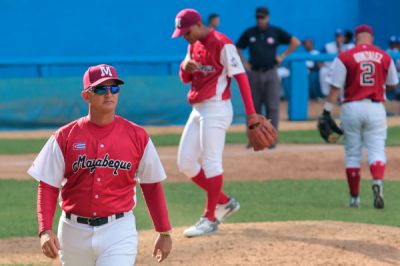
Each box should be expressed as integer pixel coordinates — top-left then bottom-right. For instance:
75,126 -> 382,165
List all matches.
28,64 -> 172,265
172,9 -> 260,237
323,25 -> 398,208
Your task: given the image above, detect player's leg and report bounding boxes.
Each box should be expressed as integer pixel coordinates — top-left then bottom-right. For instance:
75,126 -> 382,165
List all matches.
341,103 -> 363,207
183,100 -> 234,237
191,168 -> 230,204
177,109 -> 202,178
95,213 -> 138,266
363,102 -> 387,209
177,108 -> 228,201
57,214 -> 96,266
201,100 -> 239,224
248,70 -> 263,114
264,68 -> 281,131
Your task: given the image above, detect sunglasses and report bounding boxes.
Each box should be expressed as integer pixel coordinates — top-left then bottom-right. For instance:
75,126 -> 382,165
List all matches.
256,15 -> 267,19
88,85 -> 120,95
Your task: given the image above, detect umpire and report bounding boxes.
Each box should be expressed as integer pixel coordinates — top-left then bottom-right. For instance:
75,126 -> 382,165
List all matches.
237,6 -> 300,134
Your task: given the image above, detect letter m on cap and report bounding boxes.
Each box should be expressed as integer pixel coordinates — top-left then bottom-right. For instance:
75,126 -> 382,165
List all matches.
100,66 -> 113,77
175,18 -> 182,28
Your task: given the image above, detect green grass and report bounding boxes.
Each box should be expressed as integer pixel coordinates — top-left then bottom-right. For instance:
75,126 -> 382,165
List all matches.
1,126 -> 400,154
0,179 -> 399,239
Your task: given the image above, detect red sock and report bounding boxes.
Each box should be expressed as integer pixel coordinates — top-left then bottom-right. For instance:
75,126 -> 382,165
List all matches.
191,169 -> 229,204
370,161 -> 385,179
203,174 -> 223,221
346,168 -> 361,197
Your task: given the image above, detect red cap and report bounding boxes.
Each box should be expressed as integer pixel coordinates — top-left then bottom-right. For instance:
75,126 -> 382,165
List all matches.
83,64 -> 124,90
355,24 -> 373,36
171,9 -> 201,38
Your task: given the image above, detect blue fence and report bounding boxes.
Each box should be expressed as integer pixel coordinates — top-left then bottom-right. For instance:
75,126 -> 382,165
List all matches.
1,52 -> 399,129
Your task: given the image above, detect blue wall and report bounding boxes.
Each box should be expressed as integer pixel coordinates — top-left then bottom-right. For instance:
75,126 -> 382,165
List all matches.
1,0 -> 362,60
360,0 -> 400,48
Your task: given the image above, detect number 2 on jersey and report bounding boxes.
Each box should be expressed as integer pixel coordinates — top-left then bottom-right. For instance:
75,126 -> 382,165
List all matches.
360,62 -> 375,86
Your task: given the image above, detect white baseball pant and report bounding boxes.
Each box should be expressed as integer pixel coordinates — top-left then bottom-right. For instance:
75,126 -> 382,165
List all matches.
340,99 -> 387,168
57,211 -> 137,266
177,99 -> 233,178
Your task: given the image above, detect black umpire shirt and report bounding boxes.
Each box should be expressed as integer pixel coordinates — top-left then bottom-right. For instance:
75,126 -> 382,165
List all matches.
236,25 -> 292,70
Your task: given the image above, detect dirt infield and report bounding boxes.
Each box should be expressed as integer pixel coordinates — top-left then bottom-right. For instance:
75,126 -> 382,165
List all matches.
1,221 -> 400,266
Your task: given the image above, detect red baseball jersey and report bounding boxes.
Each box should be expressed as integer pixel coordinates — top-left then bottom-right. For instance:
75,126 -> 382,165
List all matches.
328,44 -> 398,102
181,29 -> 245,104
28,116 -> 166,217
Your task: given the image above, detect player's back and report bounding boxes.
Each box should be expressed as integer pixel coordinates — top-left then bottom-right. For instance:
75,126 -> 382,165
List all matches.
338,44 -> 392,102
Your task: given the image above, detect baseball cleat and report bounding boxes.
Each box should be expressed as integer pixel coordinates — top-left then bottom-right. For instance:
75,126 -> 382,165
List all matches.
348,196 -> 360,208
215,197 -> 240,222
183,217 -> 219,238
372,180 -> 384,209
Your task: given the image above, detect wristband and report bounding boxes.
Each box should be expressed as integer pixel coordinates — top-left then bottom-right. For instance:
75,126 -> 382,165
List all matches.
159,231 -> 171,237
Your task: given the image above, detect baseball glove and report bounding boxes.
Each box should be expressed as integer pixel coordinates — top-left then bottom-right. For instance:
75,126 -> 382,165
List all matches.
247,114 -> 278,151
317,111 -> 343,143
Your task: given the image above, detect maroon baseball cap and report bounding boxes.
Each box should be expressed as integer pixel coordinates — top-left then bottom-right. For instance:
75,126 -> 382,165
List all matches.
83,64 -> 124,90
171,9 -> 201,38
355,24 -> 373,36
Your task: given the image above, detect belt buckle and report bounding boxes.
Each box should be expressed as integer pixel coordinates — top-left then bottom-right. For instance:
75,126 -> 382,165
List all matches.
87,217 -> 95,225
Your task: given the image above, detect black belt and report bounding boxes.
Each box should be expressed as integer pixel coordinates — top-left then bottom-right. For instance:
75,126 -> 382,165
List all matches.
251,66 -> 275,72
344,98 -> 381,103
65,212 -> 124,226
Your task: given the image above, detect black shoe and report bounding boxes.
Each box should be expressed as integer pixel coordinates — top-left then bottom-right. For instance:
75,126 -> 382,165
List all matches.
372,184 -> 384,209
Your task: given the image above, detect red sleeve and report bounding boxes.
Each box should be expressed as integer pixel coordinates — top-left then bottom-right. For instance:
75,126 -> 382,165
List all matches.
140,182 -> 171,232
37,181 -> 59,236
179,63 -> 192,84
234,73 -> 256,115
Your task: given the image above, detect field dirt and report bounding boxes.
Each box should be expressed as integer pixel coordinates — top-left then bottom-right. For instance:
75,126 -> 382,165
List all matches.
1,221 -> 400,266
1,100 -> 400,265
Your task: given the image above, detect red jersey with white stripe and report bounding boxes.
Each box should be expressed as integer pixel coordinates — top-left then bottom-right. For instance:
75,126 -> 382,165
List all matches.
28,116 -> 166,217
328,44 -> 398,102
180,29 -> 245,105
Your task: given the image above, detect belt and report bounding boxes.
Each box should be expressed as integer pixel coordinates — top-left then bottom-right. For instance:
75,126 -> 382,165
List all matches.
65,212 -> 124,226
345,98 -> 381,103
251,66 -> 275,72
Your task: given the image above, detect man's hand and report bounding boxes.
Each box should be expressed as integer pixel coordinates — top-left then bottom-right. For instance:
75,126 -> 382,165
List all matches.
182,60 -> 199,73
153,234 -> 172,263
40,230 -> 60,259
276,54 -> 286,65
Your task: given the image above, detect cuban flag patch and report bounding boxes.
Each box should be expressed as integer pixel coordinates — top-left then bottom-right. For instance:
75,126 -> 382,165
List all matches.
73,143 -> 86,151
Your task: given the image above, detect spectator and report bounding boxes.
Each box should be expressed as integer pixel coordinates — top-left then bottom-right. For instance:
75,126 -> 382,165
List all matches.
303,37 -> 320,70
303,37 -> 322,99
319,29 -> 354,96
236,6 -> 300,134
207,13 -> 220,29
386,35 -> 400,101
343,30 -> 355,50
387,35 -> 399,52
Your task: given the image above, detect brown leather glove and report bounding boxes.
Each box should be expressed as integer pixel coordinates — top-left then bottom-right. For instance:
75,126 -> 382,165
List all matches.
247,114 -> 279,151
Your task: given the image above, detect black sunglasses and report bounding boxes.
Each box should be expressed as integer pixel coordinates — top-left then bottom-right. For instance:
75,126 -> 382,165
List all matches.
89,85 -> 120,95
256,15 -> 267,19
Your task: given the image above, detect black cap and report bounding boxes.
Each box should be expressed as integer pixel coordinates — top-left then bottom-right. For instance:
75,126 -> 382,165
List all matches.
256,7 -> 269,17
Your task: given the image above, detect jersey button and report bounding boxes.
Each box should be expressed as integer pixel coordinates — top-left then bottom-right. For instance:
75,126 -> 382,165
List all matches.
97,178 -> 101,182
95,194 -> 99,199
93,212 -> 97,216
100,144 -> 104,148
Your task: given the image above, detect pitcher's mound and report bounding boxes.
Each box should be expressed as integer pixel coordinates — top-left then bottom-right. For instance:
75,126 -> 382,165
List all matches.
1,221 -> 400,266
136,221 -> 400,266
